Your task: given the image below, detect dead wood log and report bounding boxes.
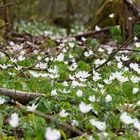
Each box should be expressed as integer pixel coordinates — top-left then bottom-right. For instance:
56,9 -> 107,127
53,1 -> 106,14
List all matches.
0,88 -> 44,104
74,27 -> 110,40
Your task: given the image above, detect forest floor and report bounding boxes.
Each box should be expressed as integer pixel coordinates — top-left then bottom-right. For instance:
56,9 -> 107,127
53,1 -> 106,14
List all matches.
0,22 -> 140,139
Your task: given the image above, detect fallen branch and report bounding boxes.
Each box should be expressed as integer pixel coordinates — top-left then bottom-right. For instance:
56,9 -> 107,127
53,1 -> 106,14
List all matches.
0,88 -> 44,104
123,0 -> 140,20
15,101 -> 88,137
74,27 -> 111,40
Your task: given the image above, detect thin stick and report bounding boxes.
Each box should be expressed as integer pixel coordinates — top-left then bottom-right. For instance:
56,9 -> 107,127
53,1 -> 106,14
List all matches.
94,32 -> 137,71
0,48 -> 29,80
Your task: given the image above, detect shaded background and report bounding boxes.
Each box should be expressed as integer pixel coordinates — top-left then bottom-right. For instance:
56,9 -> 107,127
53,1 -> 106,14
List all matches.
0,0 -> 102,29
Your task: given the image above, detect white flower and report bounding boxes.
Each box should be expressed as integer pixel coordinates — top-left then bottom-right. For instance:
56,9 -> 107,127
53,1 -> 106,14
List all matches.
51,89 -> 57,96
59,88 -> 70,94
95,59 -> 106,66
135,42 -> 140,48
128,16 -> 133,20
75,71 -> 90,79
98,84 -> 104,88
8,72 -> 16,76
98,48 -> 104,53
56,53 -> 64,61
92,75 -> 101,81
134,36 -> 138,41
95,25 -> 101,31
18,55 -> 25,61
72,80 -> 86,87
76,90 -> 83,97
136,100 -> 140,106
44,30 -> 52,36
9,113 -> 19,128
133,119 -> 140,131
10,58 -> 17,63
132,87 -> 139,94
117,62 -> 123,69
105,94 -> 112,102
79,102 -> 92,113
84,50 -> 94,57
40,73 -> 48,77
119,76 -> 128,83
106,46 -> 113,55
109,13 -> 114,18
27,103 -> 38,112
63,81 -> 68,86
71,120 -> 78,126
48,66 -> 59,79
129,63 -> 140,73
34,50 -> 38,54
37,56 -> 42,60
59,109 -> 69,117
88,95 -> 96,102
121,55 -> 129,61
69,42 -> 75,48
20,50 -> 25,55
124,67 -> 129,71
101,89 -> 105,95
0,97 -> 6,104
36,62 -> 47,69
130,76 -> 140,83
92,70 -> 101,81
112,71 -> 122,79
0,64 -> 8,69
62,48 -> 67,53
87,136 -> 95,140
81,37 -> 86,42
68,62 -> 78,71
64,61 -> 68,64
45,127 -> 61,140
29,71 -> 40,78
103,79 -> 112,84
9,41 -> 15,46
115,55 -> 121,61
90,119 -> 106,131
15,66 -> 22,71
49,73 -> 59,79
69,54 -> 73,59
111,71 -> 128,83
120,112 -> 133,125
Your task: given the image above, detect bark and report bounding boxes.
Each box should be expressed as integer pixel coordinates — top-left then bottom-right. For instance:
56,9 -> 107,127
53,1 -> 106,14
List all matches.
0,88 -> 44,104
123,0 -> 140,20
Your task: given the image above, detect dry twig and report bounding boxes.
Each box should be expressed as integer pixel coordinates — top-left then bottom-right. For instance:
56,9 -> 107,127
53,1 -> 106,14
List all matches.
94,31 -> 137,71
